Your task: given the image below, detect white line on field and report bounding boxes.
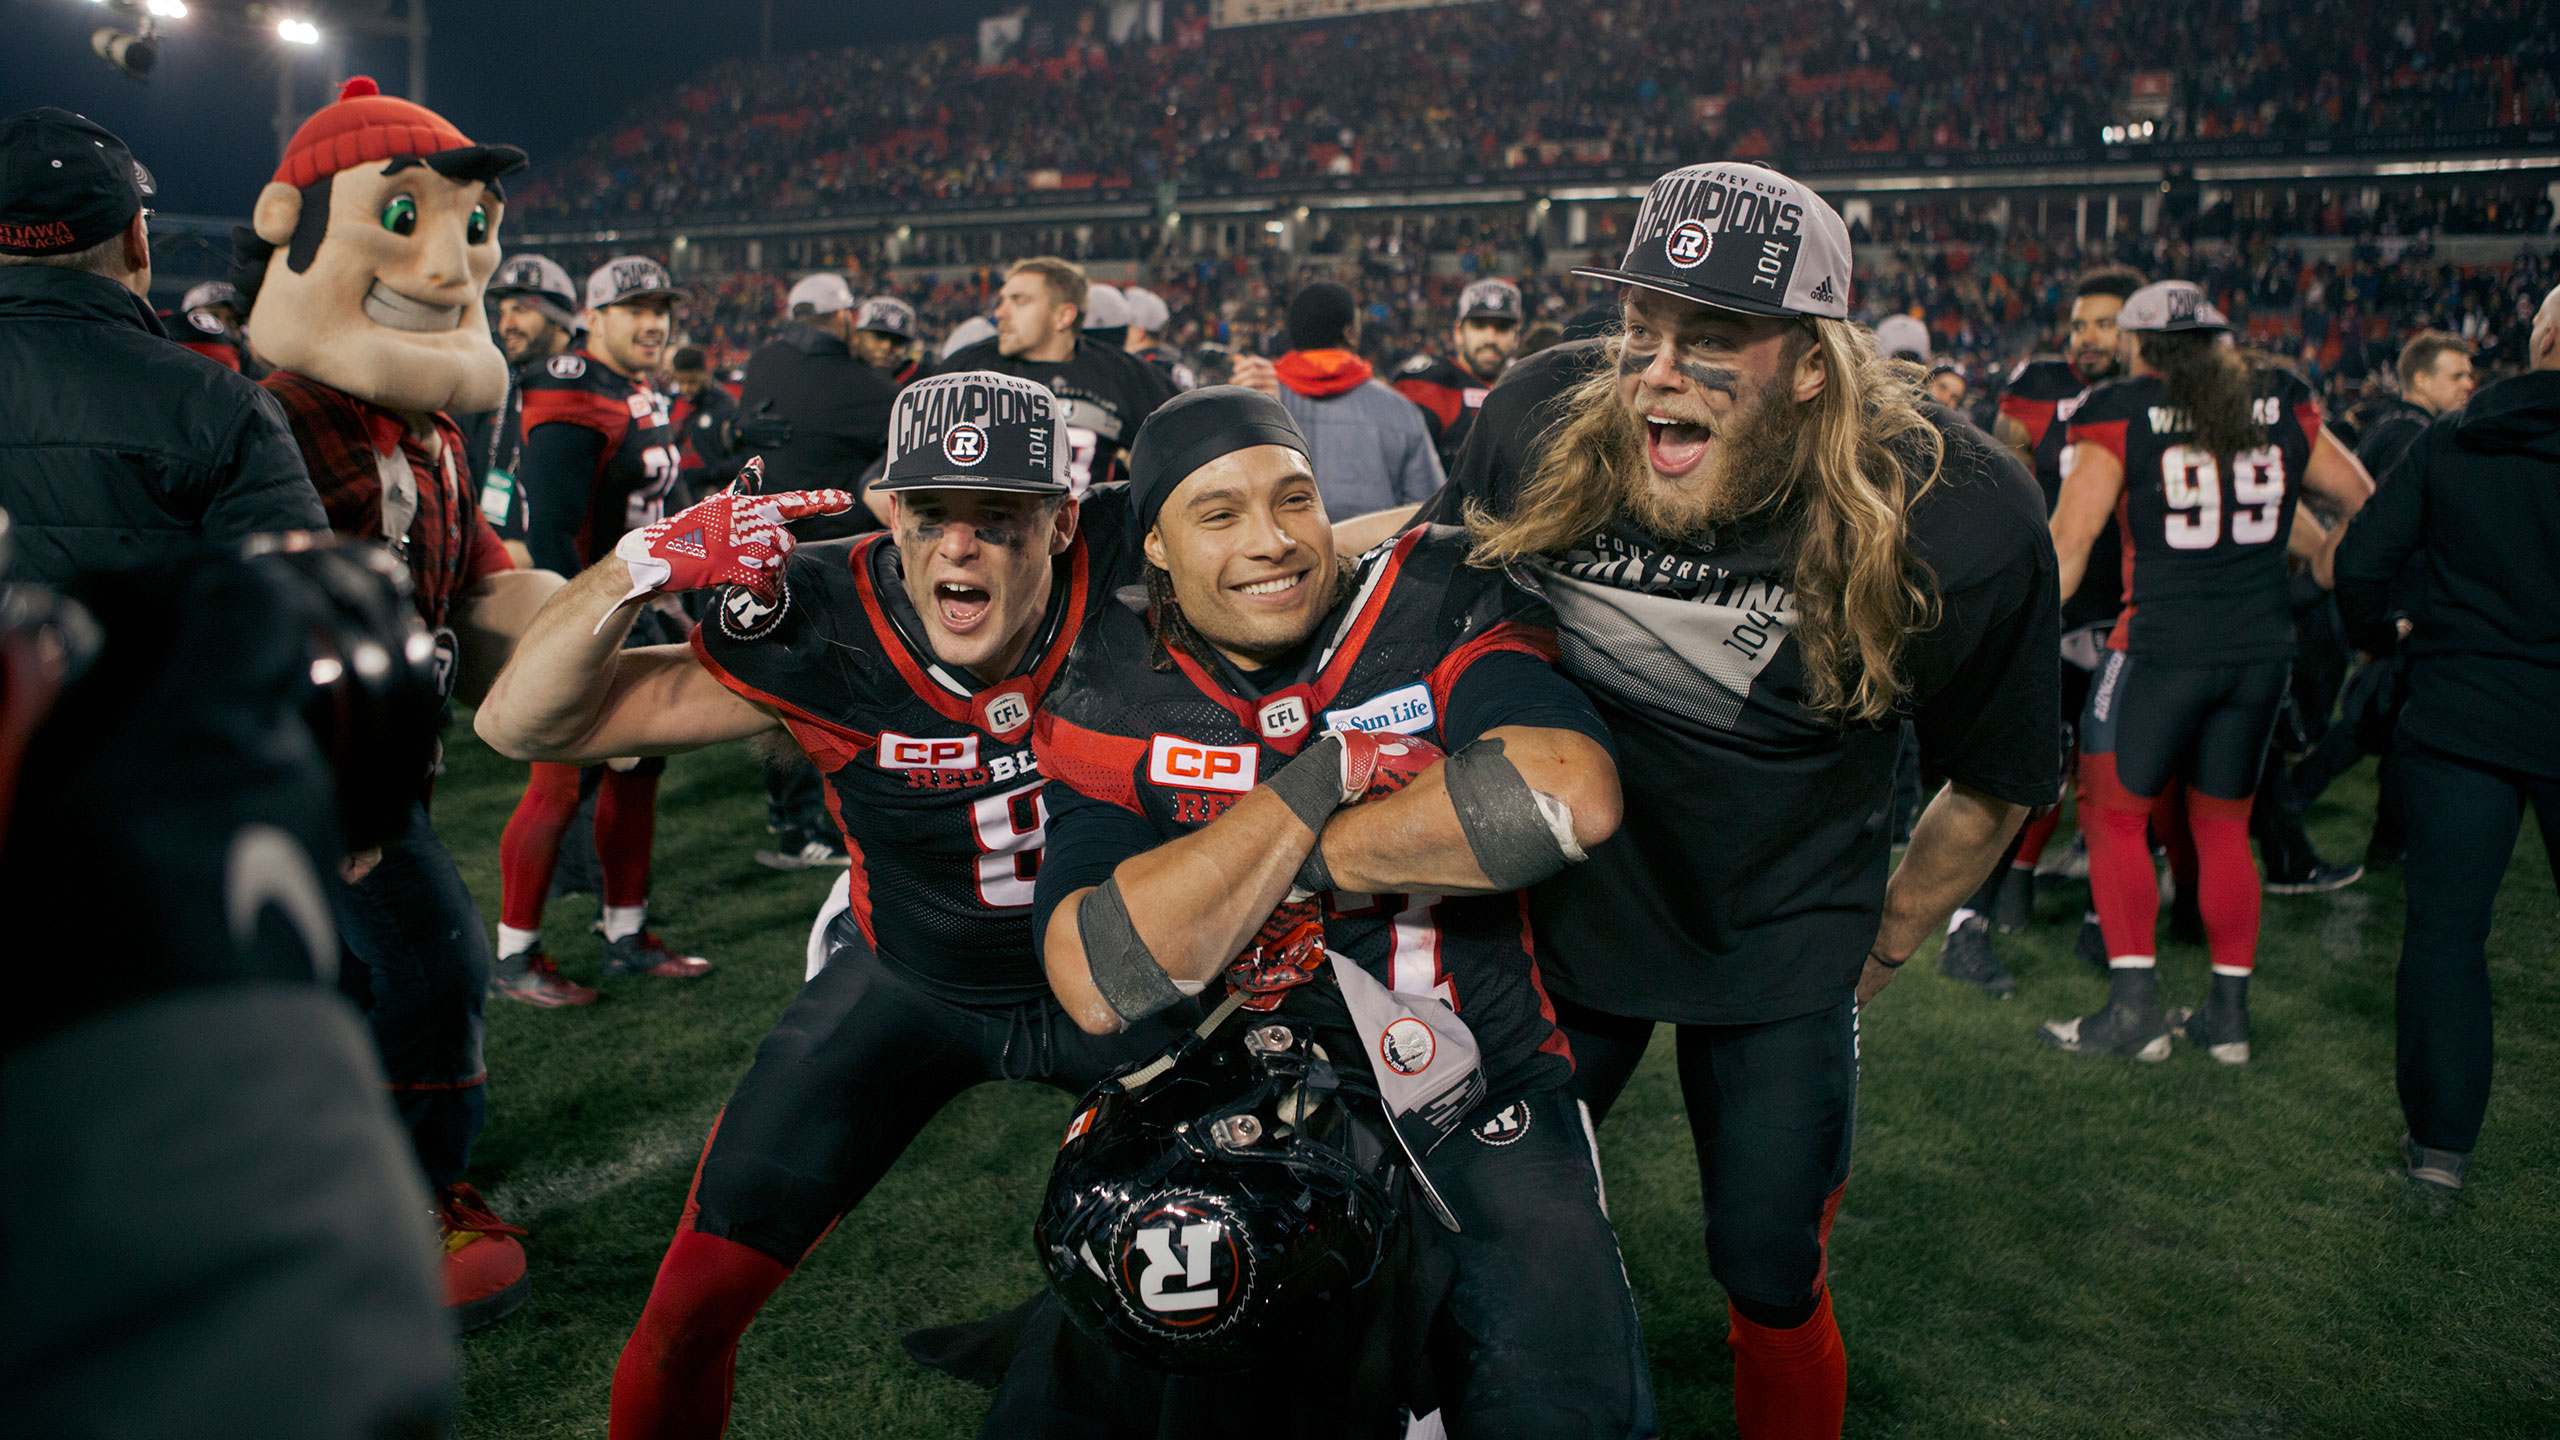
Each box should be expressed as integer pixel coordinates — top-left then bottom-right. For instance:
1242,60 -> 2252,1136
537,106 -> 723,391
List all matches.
485,1116 -> 704,1224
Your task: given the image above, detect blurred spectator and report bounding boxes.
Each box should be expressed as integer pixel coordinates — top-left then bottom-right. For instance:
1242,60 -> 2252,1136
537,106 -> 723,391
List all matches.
665,345 -> 748,494
1272,281 -> 1443,519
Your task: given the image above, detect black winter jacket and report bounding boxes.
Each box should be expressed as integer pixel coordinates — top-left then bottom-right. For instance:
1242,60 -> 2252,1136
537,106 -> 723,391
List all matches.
2335,369 -> 2560,778
0,267 -> 323,582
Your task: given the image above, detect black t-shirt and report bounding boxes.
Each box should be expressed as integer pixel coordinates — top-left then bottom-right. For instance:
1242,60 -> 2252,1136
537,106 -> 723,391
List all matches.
1998,357 -> 2122,631
691,486 -> 1138,1003
1420,340 -> 2062,1025
739,323 -> 897,499
936,335 -> 1177,492
2066,366 -> 2320,665
1030,526 -> 1611,1098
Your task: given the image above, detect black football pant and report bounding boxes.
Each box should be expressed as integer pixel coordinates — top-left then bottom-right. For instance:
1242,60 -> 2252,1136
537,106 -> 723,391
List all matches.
334,801 -> 491,1190
2394,743 -> 2560,1155
690,914 -> 1199,1262
1561,994 -> 1857,1330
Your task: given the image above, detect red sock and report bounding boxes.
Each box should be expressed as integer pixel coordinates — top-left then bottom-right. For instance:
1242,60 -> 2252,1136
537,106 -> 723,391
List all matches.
1728,1287 -> 1847,1440
498,762 -> 583,931
2185,791 -> 2262,974
608,1230 -> 791,1440
2013,803 -> 2064,870
596,769 -> 660,910
2079,753 -> 2160,961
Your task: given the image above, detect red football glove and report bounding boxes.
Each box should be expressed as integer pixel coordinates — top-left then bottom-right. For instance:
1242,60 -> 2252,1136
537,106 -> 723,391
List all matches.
610,459 -> 853,614
1226,898 -> 1328,1013
1336,729 -> 1446,805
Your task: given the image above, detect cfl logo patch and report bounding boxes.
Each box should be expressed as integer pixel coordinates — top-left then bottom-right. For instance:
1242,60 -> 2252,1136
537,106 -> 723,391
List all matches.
1257,695 -> 1309,740
980,686 -> 1032,738
1666,219 -> 1713,269
1148,736 -> 1257,793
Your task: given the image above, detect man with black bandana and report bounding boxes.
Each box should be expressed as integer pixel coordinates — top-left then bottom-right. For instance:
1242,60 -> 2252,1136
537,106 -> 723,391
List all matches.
1020,385 -> 1655,1438
1418,162 -> 2059,1440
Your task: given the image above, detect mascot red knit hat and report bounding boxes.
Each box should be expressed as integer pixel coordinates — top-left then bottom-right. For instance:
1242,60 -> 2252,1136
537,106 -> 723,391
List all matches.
272,76 -> 525,190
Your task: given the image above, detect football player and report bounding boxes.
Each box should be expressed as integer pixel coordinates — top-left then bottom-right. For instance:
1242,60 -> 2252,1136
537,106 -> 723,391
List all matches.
477,373 -> 1353,1440
463,253 -> 580,556
489,256 -> 705,1006
1026,383 -> 1654,1435
940,256 -> 1177,491
2043,281 -> 2374,1064
1394,277 -> 1525,469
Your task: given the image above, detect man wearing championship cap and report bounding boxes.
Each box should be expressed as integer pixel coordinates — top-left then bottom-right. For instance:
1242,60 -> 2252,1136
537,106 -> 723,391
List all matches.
458,252 -> 582,550
849,294 -> 921,386
1394,275 -> 1526,468
0,107 -> 322,583
488,253 -> 712,1007
243,73 -> 564,1332
472,372 -> 1204,1438
1413,161 -> 2063,1438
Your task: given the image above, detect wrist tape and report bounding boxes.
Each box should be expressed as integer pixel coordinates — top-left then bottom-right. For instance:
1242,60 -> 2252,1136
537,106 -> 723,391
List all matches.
1261,732 -> 1348,835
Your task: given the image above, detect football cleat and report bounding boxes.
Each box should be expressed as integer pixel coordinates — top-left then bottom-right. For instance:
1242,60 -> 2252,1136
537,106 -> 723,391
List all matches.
1937,914 -> 2016,998
2264,859 -> 2363,896
2167,1001 -> 2251,1065
491,948 -> 598,1008
1991,867 -> 2036,933
439,1183 -> 530,1332
602,930 -> 713,979
2039,1000 -> 2172,1061
2400,1133 -> 2467,1194
755,826 -> 851,871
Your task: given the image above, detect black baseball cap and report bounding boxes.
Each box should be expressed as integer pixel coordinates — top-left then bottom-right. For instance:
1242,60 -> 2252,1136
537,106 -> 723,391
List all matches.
0,108 -> 155,257
1457,278 -> 1524,323
877,372 -> 1071,495
1574,161 -> 1852,320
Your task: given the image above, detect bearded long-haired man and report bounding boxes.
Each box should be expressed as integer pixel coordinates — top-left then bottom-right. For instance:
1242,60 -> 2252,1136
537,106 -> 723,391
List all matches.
1410,163 -> 2063,1439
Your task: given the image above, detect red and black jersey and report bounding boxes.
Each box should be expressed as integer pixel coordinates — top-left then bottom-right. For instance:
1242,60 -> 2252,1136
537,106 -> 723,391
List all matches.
691,486 -> 1137,1003
2068,366 -> 2322,664
1033,526 -> 1579,1100
517,348 -> 681,568
2000,357 -> 2122,630
164,309 -> 261,377
1393,354 -> 1496,467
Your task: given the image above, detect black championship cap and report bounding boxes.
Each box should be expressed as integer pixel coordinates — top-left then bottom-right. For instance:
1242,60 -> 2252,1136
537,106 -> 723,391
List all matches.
1574,161 -> 1852,320
1124,384 -> 1308,545
584,255 -> 688,310
489,254 -> 580,330
2118,279 -> 2230,333
877,371 -> 1071,495
854,295 -> 917,339
1457,278 -> 1524,323
0,108 -> 155,257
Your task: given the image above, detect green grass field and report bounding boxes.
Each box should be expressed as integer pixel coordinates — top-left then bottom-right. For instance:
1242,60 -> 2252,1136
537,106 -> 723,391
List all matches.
438,717 -> 2559,1439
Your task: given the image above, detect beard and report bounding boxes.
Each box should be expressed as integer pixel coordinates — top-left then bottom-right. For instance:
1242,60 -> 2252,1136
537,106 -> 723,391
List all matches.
1617,373 -> 1810,542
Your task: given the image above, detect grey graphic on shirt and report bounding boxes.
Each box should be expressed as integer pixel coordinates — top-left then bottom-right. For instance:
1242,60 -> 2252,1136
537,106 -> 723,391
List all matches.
1536,554 -> 1796,732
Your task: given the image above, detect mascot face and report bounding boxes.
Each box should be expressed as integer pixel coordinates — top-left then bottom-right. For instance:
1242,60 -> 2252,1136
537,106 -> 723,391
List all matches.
246,159 -> 508,415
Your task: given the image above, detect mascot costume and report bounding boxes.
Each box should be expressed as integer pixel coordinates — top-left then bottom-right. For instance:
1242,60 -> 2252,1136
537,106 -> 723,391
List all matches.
239,75 -> 563,1331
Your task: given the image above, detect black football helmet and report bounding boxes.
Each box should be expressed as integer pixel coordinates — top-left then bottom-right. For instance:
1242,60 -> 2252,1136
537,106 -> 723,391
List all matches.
1036,1006 -> 1401,1374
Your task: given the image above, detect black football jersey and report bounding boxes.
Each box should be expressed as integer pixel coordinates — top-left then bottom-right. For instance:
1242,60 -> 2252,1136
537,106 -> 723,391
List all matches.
1033,526 -> 1577,1099
692,487 -> 1136,1003
935,336 -> 1176,493
2068,367 -> 2322,664
1392,354 -> 1495,469
1999,357 -> 2122,630
519,348 -> 682,564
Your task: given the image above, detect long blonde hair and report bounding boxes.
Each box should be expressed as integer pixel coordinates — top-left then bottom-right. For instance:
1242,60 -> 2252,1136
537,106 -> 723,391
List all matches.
1467,319 -> 1944,723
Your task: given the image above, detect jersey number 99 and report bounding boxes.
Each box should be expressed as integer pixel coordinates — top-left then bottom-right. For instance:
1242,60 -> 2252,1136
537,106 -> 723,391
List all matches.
2161,444 -> 2284,550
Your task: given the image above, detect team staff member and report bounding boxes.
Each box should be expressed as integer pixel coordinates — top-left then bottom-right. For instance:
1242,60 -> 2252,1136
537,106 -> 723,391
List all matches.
0,108 -> 324,582
1426,163 -> 2061,1440
940,256 -> 1176,492
491,256 -> 708,1004
474,374 -> 1205,1440
462,252 -> 581,548
2334,284 -> 2560,1197
2045,282 -> 2373,1065
1031,385 -> 1653,1437
1395,277 -> 1526,469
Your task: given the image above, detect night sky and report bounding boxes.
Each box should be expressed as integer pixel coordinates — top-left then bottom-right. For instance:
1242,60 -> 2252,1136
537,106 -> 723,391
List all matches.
0,0 -> 1028,219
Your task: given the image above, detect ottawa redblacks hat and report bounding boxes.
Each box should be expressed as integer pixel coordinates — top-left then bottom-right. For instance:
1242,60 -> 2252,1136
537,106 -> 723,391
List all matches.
854,296 -> 917,338
584,255 -> 687,310
877,372 -> 1071,495
1575,161 -> 1852,320
0,108 -> 155,257
2118,279 -> 2230,333
1456,278 -> 1524,323
487,254 -> 578,329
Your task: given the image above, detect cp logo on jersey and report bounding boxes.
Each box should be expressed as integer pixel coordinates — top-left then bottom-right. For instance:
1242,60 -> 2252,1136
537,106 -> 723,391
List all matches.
943,423 -> 988,466
1665,219 -> 1714,269
1148,736 -> 1258,793
877,732 -> 981,770
1114,1195 -> 1251,1334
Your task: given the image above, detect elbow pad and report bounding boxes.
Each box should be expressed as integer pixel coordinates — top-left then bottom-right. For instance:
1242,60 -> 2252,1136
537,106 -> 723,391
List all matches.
1444,738 -> 1590,892
1077,878 -> 1193,1025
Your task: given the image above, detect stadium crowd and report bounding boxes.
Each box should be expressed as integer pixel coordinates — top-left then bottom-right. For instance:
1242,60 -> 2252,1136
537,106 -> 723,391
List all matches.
3,6 -> 2558,1438
514,0 -> 2559,225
